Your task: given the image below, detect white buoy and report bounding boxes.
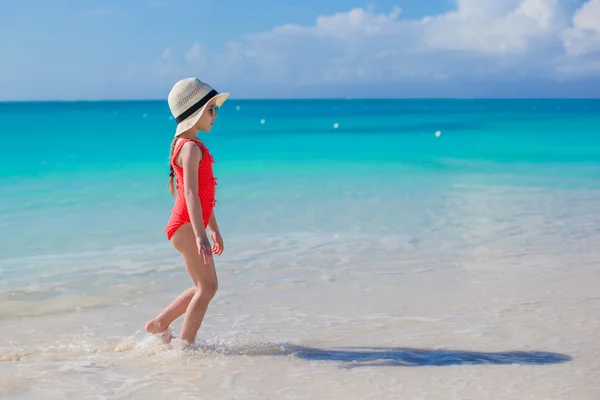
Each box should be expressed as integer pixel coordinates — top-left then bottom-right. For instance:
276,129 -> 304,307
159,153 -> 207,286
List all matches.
333,122 -> 339,129
236,105 -> 241,111
260,119 -> 266,124
435,131 -> 442,137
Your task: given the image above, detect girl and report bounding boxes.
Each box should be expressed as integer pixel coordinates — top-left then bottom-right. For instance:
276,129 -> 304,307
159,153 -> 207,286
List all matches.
145,77 -> 229,347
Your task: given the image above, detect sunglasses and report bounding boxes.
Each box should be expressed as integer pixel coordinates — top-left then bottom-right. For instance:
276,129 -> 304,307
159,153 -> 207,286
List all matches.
208,106 -> 219,117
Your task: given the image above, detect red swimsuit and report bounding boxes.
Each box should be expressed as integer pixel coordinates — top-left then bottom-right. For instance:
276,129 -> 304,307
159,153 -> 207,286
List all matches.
164,138 -> 217,240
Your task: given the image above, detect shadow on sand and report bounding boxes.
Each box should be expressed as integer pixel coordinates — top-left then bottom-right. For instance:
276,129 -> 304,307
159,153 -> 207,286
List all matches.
281,345 -> 572,369
204,343 -> 572,369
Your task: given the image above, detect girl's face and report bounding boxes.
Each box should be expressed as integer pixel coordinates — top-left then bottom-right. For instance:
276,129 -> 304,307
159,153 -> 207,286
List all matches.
195,98 -> 219,132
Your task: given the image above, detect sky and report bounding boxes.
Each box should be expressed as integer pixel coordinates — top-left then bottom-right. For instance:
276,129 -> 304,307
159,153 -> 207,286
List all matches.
2,0 -> 600,100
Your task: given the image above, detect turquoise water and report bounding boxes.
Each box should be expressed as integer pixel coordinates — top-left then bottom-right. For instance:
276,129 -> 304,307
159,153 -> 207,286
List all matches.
1,99 -> 600,263
0,99 -> 599,270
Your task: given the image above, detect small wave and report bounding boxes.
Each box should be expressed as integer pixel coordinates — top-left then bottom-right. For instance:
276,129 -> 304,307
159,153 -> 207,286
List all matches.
114,330 -> 173,356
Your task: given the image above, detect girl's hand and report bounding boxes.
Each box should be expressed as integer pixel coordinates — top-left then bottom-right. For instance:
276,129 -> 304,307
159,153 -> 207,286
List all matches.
210,230 -> 224,256
197,235 -> 213,264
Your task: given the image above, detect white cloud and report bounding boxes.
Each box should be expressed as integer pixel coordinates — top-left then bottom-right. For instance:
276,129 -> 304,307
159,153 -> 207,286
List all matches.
563,0 -> 600,55
456,0 -> 522,18
420,0 -> 563,55
145,1 -> 600,91
283,6 -> 404,38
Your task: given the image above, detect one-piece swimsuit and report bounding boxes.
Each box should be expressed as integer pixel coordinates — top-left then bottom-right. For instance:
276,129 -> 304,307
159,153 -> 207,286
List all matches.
164,138 -> 217,240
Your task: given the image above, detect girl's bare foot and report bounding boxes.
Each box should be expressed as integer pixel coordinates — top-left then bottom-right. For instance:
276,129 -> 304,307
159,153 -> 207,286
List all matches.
145,318 -> 174,343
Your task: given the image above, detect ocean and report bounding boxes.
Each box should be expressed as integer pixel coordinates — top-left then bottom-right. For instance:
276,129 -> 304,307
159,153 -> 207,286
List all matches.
1,99 -> 599,399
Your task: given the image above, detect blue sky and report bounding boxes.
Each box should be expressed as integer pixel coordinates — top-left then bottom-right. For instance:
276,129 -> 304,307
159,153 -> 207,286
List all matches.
2,0 -> 600,100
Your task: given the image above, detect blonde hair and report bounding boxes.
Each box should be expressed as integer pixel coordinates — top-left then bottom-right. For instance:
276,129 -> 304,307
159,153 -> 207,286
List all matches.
168,137 -> 178,197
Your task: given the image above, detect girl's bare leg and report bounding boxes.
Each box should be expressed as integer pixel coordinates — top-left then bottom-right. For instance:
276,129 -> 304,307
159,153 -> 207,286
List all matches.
145,287 -> 196,335
150,223 -> 218,345
177,226 -> 218,343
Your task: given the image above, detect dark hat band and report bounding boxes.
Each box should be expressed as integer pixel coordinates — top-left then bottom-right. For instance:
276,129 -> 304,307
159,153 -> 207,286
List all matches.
175,89 -> 218,124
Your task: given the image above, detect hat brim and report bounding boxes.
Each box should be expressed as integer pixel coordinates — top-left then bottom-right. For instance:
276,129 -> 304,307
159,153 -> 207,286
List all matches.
174,92 -> 230,137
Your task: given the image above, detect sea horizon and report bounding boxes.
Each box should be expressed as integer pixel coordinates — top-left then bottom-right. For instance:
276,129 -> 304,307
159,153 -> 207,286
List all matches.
2,95 -> 600,103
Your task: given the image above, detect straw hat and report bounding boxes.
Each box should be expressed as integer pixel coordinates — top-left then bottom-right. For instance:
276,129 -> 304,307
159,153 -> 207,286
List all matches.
168,77 -> 229,137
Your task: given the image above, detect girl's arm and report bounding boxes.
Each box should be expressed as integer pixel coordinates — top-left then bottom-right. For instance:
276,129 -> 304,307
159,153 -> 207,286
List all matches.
208,210 -> 224,256
180,142 -> 212,262
208,211 -> 219,234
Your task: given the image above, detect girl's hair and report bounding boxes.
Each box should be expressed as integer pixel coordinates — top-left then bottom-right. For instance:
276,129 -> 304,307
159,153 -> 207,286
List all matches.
168,137 -> 178,197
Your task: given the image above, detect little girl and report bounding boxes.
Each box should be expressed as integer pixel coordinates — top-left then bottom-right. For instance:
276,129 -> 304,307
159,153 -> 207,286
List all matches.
145,77 -> 229,347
